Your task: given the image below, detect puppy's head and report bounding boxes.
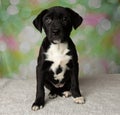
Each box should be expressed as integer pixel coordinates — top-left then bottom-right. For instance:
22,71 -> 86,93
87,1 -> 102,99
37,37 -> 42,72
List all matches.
33,6 -> 83,43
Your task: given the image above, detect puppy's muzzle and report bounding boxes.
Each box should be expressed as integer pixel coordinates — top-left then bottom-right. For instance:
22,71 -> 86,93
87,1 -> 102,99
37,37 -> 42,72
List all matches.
52,29 -> 60,35
51,28 -> 62,43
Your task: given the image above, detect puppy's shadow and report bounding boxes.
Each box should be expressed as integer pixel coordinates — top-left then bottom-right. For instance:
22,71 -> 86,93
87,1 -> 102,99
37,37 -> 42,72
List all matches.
79,75 -> 111,97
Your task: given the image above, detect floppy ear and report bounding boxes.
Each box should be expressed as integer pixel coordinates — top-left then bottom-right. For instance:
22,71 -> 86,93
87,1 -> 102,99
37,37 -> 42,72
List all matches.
33,9 -> 48,32
66,8 -> 83,29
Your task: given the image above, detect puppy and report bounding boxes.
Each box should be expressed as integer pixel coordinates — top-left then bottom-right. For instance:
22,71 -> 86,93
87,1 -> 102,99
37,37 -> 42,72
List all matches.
32,6 -> 85,111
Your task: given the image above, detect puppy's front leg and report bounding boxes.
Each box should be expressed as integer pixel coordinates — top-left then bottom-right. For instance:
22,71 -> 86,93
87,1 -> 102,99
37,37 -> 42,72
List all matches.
71,62 -> 85,104
32,65 -> 45,111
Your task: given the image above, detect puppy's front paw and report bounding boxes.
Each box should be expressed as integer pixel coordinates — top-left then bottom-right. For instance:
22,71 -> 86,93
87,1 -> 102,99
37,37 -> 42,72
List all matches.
31,101 -> 44,111
32,105 -> 43,111
73,96 -> 85,104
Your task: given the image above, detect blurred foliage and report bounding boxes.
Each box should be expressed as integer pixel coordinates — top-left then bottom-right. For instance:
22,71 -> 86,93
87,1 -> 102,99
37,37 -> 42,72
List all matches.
0,0 -> 120,77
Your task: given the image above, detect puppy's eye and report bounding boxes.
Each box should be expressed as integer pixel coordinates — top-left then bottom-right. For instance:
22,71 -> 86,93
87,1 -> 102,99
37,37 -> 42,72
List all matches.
45,17 -> 52,24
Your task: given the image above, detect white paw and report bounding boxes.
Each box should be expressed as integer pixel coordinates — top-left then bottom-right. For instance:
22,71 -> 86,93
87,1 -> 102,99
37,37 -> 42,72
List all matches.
62,91 -> 71,98
32,105 -> 43,111
73,96 -> 85,104
48,93 -> 57,99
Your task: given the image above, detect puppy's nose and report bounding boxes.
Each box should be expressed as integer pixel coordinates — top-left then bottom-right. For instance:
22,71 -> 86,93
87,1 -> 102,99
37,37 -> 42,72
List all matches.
52,29 -> 60,34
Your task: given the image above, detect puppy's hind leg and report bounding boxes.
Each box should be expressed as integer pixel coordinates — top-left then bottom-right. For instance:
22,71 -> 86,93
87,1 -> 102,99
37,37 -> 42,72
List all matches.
45,81 -> 58,99
48,91 -> 57,99
59,82 -> 71,98
62,91 -> 71,98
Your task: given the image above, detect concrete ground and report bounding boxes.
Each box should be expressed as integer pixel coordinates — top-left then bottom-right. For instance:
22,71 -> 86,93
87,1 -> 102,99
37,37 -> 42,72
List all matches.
0,74 -> 120,115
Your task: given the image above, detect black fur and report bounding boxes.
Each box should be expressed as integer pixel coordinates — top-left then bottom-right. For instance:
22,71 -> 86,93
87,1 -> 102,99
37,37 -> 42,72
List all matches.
32,6 -> 83,109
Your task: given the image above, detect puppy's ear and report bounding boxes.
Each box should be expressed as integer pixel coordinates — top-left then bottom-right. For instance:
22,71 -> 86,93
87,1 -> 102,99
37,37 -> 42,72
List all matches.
66,8 -> 83,29
33,9 -> 48,32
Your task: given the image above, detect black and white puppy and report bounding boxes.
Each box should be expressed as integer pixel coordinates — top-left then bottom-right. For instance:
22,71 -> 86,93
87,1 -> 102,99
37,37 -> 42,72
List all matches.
32,6 -> 85,111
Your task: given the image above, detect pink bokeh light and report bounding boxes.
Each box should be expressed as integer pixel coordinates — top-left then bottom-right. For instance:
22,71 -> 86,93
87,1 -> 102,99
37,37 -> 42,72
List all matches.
83,13 -> 107,26
0,35 -> 19,51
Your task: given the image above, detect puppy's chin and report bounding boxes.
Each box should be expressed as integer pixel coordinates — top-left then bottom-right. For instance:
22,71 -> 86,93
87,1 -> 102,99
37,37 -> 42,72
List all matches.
52,40 -> 61,44
49,36 -> 62,44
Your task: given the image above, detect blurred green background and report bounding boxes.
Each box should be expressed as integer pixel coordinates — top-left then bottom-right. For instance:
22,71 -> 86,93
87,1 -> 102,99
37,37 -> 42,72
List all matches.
0,0 -> 120,78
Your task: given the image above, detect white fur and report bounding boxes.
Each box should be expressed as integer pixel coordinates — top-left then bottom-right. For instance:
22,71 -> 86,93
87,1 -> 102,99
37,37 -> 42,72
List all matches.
32,105 -> 43,111
73,96 -> 85,104
48,93 -> 57,99
45,42 -> 72,82
62,91 -> 71,98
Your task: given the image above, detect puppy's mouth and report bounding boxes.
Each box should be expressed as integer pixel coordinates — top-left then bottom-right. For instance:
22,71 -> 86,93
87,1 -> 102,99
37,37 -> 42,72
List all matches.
48,32 -> 64,44
50,35 -> 62,44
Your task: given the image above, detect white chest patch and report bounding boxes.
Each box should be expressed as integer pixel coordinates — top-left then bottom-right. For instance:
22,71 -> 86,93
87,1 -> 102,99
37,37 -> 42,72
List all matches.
45,42 -> 72,82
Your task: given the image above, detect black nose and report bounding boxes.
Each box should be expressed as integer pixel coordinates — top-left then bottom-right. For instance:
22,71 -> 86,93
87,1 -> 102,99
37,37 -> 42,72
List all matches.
52,29 -> 60,34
